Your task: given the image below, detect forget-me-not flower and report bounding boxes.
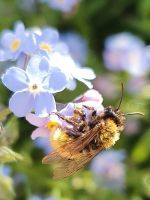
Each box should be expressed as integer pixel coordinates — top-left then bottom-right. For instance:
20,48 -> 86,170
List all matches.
103,32 -> 149,76
61,32 -> 88,64
1,56 -> 68,117
41,0 -> 80,13
48,52 -> 96,90
0,21 -> 36,61
35,27 -> 68,56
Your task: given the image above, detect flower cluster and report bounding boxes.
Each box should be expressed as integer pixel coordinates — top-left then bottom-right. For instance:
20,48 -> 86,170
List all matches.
103,32 -> 150,76
0,21 -> 95,117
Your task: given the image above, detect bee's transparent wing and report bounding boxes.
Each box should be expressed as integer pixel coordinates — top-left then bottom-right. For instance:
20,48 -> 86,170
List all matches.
42,149 -> 101,180
62,124 -> 101,153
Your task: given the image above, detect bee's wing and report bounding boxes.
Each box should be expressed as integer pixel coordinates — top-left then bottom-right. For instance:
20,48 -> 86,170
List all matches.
62,124 -> 101,153
42,120 -> 103,179
42,148 -> 101,180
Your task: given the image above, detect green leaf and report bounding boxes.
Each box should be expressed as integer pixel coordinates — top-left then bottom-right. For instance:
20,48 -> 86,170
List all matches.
0,108 -> 11,122
0,116 -> 19,146
127,168 -> 150,198
131,129 -> 150,164
0,146 -> 23,164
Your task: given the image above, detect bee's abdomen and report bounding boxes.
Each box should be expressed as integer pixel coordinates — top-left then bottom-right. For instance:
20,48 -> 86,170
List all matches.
99,118 -> 120,149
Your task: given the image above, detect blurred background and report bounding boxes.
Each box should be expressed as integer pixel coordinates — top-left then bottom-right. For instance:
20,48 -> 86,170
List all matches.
0,0 -> 150,199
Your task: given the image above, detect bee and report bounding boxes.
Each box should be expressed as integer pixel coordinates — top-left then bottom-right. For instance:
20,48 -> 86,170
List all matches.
42,85 -> 143,180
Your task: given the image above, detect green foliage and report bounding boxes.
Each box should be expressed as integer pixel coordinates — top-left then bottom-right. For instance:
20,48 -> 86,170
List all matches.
131,129 -> 150,164
0,146 -> 22,164
0,175 -> 15,200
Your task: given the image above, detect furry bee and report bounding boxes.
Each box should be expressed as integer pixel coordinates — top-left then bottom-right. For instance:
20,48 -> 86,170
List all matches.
42,87 -> 143,180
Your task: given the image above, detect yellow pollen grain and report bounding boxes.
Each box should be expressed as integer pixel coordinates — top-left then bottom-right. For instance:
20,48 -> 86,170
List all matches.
10,39 -> 21,51
39,43 -> 53,54
100,118 -> 120,149
52,128 -> 68,142
102,118 -> 118,135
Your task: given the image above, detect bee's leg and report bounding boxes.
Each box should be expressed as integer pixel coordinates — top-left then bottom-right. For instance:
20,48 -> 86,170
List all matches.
65,127 -> 82,137
54,113 -> 79,126
55,112 -> 87,132
73,107 -> 86,120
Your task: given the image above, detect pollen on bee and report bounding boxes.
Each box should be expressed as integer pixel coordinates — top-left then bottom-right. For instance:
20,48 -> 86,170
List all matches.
100,118 -> 120,149
52,128 -> 68,142
50,127 -> 71,158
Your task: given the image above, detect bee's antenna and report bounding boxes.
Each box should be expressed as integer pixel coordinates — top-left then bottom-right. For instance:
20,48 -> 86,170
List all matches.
116,83 -> 124,110
125,112 -> 144,116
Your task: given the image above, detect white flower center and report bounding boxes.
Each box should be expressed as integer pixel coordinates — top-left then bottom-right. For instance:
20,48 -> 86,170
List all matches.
28,81 -> 42,95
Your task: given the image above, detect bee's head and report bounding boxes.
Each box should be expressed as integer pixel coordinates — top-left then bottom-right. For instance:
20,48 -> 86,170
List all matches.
104,106 -> 125,132
103,82 -> 144,131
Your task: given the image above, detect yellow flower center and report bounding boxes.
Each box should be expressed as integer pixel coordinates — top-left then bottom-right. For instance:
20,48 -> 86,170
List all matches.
10,38 -> 21,52
47,121 -> 59,130
39,42 -> 53,54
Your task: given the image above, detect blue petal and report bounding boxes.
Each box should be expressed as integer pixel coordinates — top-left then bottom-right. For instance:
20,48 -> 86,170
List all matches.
1,31 -> 15,49
0,50 -> 8,61
26,56 -> 50,80
2,67 -> 28,92
34,92 -> 56,117
14,21 -> 25,35
9,90 -> 34,117
43,67 -> 68,93
39,56 -> 50,73
42,28 -> 59,44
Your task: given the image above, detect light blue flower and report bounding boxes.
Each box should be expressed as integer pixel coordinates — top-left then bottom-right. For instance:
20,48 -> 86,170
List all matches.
49,52 -> 95,90
1,56 -> 68,117
41,0 -> 80,13
61,32 -> 88,64
28,196 -> 56,200
90,150 -> 126,191
35,27 -> 68,56
0,21 -> 36,61
103,32 -> 149,76
0,165 -> 11,176
28,195 -> 42,200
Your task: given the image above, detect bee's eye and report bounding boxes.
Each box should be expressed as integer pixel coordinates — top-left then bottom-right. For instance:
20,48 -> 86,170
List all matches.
104,107 -> 114,118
